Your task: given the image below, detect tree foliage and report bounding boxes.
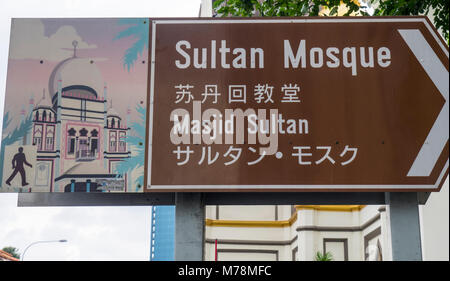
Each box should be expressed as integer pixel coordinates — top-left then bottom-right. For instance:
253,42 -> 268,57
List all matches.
373,0 -> 449,42
2,246 -> 20,259
114,18 -> 149,72
213,0 -> 449,42
213,0 -> 362,17
315,251 -> 333,261
113,104 -> 146,191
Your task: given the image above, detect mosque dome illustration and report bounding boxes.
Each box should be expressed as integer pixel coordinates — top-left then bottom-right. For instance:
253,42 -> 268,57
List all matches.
48,40 -> 103,100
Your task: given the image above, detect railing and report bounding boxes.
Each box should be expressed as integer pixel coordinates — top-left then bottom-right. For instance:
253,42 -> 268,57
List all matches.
75,149 -> 96,161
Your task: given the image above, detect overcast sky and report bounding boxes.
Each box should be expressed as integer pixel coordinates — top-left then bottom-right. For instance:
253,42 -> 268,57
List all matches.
0,0 -> 200,261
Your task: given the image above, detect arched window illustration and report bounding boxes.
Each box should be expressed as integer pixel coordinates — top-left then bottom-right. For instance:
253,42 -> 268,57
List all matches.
109,131 -> 117,152
67,128 -> 76,154
111,118 -> 116,128
33,125 -> 43,150
35,111 -> 40,121
42,110 -> 47,122
45,126 -> 55,151
90,129 -> 99,155
118,131 -> 126,152
77,128 -> 89,159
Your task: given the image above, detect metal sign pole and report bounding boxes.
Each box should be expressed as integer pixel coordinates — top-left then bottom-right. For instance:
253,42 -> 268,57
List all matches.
174,192 -> 205,261
386,192 -> 423,261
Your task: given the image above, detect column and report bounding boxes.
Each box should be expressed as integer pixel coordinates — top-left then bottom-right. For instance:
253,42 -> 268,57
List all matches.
296,208 -> 316,261
386,192 -> 422,261
175,193 -> 205,261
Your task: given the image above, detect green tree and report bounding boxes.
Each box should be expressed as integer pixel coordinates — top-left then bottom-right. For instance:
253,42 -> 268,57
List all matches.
213,0 -> 449,43
213,0 -> 361,17
2,246 -> 20,259
374,0 -> 449,42
315,251 -> 333,261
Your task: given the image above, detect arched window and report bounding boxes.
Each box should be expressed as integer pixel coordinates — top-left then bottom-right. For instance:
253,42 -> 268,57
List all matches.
118,132 -> 126,152
45,126 -> 55,151
67,128 -> 76,154
90,129 -> 99,155
33,125 -> 43,150
109,131 -> 117,152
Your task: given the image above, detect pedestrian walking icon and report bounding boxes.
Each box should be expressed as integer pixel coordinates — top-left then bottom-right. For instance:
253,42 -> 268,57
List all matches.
6,147 -> 33,187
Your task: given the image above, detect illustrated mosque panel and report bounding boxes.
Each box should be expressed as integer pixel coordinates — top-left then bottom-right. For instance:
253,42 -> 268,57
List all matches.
1,18 -> 148,193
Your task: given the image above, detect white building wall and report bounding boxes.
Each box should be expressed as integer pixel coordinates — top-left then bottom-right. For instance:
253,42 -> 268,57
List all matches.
420,178 -> 449,261
218,205 -> 277,220
199,0 -> 213,17
278,205 -> 294,220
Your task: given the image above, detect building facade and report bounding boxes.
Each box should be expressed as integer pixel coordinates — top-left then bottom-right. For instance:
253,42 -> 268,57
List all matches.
204,205 -> 386,261
18,41 -> 131,192
150,206 -> 175,261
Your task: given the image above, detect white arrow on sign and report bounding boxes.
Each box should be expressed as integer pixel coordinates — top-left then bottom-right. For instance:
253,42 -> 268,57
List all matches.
398,29 -> 449,177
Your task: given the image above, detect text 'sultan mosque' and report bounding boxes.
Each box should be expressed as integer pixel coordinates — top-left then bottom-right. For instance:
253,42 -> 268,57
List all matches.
24,41 -> 131,192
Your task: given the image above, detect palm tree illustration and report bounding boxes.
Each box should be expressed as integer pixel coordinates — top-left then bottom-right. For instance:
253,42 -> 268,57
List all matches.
114,18 -> 149,71
113,18 -> 149,191
0,112 -> 33,185
114,104 -> 146,191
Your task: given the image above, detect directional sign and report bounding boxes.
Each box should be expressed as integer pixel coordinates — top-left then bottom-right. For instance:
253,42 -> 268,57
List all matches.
145,17 -> 448,192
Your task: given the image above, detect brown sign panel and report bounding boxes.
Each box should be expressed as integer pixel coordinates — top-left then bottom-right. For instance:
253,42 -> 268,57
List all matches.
145,17 -> 449,192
